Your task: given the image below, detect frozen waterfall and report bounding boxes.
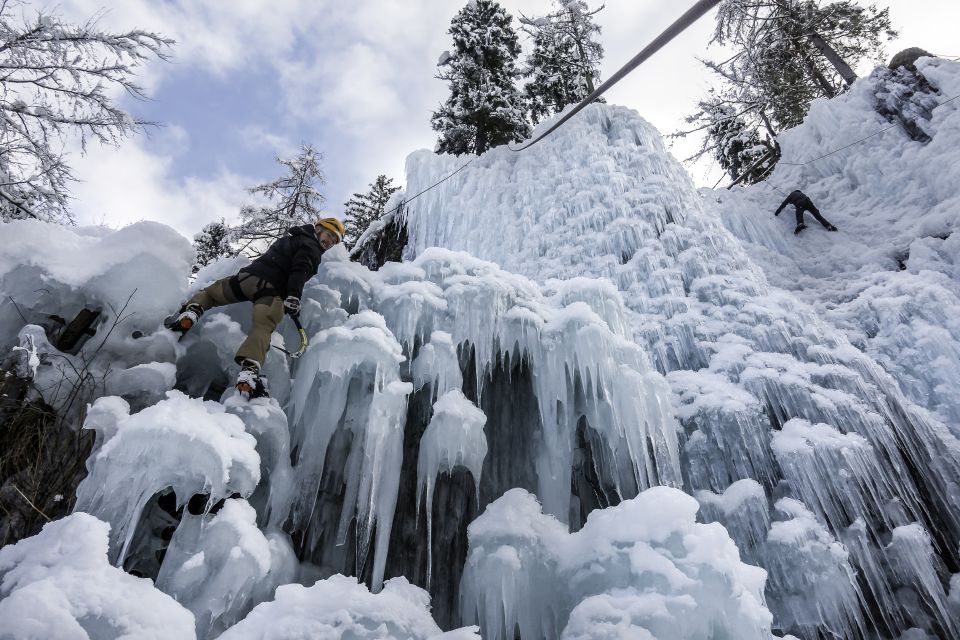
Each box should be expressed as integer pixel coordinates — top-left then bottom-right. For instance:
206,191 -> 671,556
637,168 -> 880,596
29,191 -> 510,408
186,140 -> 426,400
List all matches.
2,57 -> 960,640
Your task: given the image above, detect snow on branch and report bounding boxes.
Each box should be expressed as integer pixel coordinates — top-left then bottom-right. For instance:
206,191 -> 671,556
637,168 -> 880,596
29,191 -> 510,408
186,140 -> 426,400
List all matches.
0,1 -> 173,224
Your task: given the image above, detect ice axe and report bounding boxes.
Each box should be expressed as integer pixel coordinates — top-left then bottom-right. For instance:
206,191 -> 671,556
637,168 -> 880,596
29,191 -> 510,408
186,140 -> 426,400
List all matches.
272,314 -> 308,359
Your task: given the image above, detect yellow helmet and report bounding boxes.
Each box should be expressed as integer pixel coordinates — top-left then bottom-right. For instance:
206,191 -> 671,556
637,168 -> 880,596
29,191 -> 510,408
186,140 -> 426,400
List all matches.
315,217 -> 345,243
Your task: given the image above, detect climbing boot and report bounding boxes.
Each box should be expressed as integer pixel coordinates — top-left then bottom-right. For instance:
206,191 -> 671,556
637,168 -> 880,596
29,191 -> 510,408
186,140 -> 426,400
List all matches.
236,359 -> 268,399
794,223 -> 808,235
168,303 -> 203,334
827,224 -> 838,232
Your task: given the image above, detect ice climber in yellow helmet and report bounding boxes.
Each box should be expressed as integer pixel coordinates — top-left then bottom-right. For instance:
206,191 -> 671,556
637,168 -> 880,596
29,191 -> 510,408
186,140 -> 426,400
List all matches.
168,217 -> 345,398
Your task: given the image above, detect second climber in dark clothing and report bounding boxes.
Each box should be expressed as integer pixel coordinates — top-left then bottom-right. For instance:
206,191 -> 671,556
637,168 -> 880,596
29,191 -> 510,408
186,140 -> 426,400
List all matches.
774,190 -> 838,235
169,217 -> 345,396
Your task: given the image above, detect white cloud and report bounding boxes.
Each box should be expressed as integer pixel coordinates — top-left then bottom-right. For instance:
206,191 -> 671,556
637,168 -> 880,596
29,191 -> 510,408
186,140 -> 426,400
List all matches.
279,43 -> 406,131
58,0 -> 324,81
68,131 -> 250,239
237,125 -> 297,157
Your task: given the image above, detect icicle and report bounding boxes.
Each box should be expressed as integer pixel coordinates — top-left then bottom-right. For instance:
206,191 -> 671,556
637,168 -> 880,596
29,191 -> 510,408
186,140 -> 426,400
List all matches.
411,331 -> 463,399
417,389 -> 487,588
74,390 -> 261,566
285,311 -> 409,591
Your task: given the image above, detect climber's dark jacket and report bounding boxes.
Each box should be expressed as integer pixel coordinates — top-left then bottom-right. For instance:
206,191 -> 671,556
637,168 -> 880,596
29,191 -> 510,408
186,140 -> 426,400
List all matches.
774,190 -> 814,214
241,225 -> 324,300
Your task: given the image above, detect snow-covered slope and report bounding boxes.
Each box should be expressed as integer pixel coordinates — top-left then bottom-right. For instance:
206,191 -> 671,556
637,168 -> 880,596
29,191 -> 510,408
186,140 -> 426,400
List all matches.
2,58 -> 960,640
713,56 -> 960,431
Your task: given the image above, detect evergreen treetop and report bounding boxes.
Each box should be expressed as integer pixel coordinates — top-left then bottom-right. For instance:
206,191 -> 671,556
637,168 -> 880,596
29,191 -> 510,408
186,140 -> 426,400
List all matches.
521,0 -> 604,125
192,219 -> 237,274
343,174 -> 401,249
234,144 -> 325,255
431,0 -> 531,156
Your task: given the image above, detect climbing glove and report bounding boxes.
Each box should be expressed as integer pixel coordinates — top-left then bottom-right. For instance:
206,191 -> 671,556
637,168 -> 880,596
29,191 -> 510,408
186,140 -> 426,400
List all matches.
283,296 -> 301,318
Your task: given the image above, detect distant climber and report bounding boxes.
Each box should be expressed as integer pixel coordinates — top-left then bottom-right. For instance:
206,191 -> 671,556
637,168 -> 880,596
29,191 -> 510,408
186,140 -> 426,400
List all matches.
168,218 -> 345,397
773,190 -> 838,235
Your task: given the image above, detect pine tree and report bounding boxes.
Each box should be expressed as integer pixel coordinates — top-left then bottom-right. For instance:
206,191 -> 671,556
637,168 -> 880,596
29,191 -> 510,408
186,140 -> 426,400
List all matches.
676,0 -> 894,176
0,2 -> 171,224
343,175 -> 400,249
234,144 -> 325,255
192,219 -> 236,273
431,0 -> 531,155
521,0 -> 604,125
710,0 -> 895,129
702,101 -> 777,184
674,90 -> 780,184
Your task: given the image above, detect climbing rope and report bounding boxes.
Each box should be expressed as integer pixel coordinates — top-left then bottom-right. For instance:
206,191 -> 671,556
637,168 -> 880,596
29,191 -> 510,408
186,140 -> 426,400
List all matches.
356,0 -> 720,250
367,0 -> 720,231
776,93 -> 959,166
718,92 -> 960,192
511,0 -> 722,152
377,156 -> 477,220
373,2 -> 954,218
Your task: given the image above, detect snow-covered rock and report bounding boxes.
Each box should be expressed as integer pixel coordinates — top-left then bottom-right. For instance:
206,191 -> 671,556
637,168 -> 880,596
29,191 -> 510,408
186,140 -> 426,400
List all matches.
0,513 -> 195,640
218,574 -> 479,640
461,487 -> 774,639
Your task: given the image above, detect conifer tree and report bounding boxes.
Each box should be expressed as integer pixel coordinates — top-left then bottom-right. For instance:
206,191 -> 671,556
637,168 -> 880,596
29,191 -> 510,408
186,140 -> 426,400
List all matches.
700,100 -> 777,184
234,144 -> 325,255
343,174 -> 400,249
192,219 -> 236,273
521,1 -> 604,125
431,0 -> 531,155
708,0 -> 894,129
677,0 -> 894,175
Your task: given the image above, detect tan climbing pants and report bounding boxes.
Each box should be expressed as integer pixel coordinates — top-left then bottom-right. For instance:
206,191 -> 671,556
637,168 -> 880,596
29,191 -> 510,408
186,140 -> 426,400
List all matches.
188,272 -> 284,366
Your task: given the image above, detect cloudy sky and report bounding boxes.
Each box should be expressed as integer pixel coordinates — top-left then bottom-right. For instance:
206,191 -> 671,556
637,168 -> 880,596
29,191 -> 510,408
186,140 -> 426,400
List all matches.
56,0 -> 957,239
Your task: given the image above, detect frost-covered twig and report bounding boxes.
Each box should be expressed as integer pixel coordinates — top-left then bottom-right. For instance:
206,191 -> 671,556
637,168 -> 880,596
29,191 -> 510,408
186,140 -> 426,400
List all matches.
11,484 -> 50,521
0,1 -> 172,224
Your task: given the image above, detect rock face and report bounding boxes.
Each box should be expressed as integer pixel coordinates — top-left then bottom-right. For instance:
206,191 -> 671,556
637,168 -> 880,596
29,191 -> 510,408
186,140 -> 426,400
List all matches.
889,47 -> 935,71
353,211 -> 409,271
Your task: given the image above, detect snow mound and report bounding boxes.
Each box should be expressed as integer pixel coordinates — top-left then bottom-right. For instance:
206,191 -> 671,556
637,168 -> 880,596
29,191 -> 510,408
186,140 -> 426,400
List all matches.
218,574 -> 480,640
0,220 -> 192,343
0,512 -> 195,640
461,487 -> 773,639
157,499 -> 297,639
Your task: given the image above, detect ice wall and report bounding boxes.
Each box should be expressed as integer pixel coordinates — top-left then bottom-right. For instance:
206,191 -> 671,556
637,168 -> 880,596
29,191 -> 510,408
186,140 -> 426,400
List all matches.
0,215 -> 685,636
285,247 -> 680,609
399,94 -> 960,638
713,57 -> 960,432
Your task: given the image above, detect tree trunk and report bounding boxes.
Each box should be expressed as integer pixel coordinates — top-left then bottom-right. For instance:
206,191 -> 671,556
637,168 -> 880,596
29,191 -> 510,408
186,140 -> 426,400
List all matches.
759,108 -> 778,141
475,127 -> 488,155
807,31 -> 857,87
795,41 -> 836,97
569,10 -> 595,95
